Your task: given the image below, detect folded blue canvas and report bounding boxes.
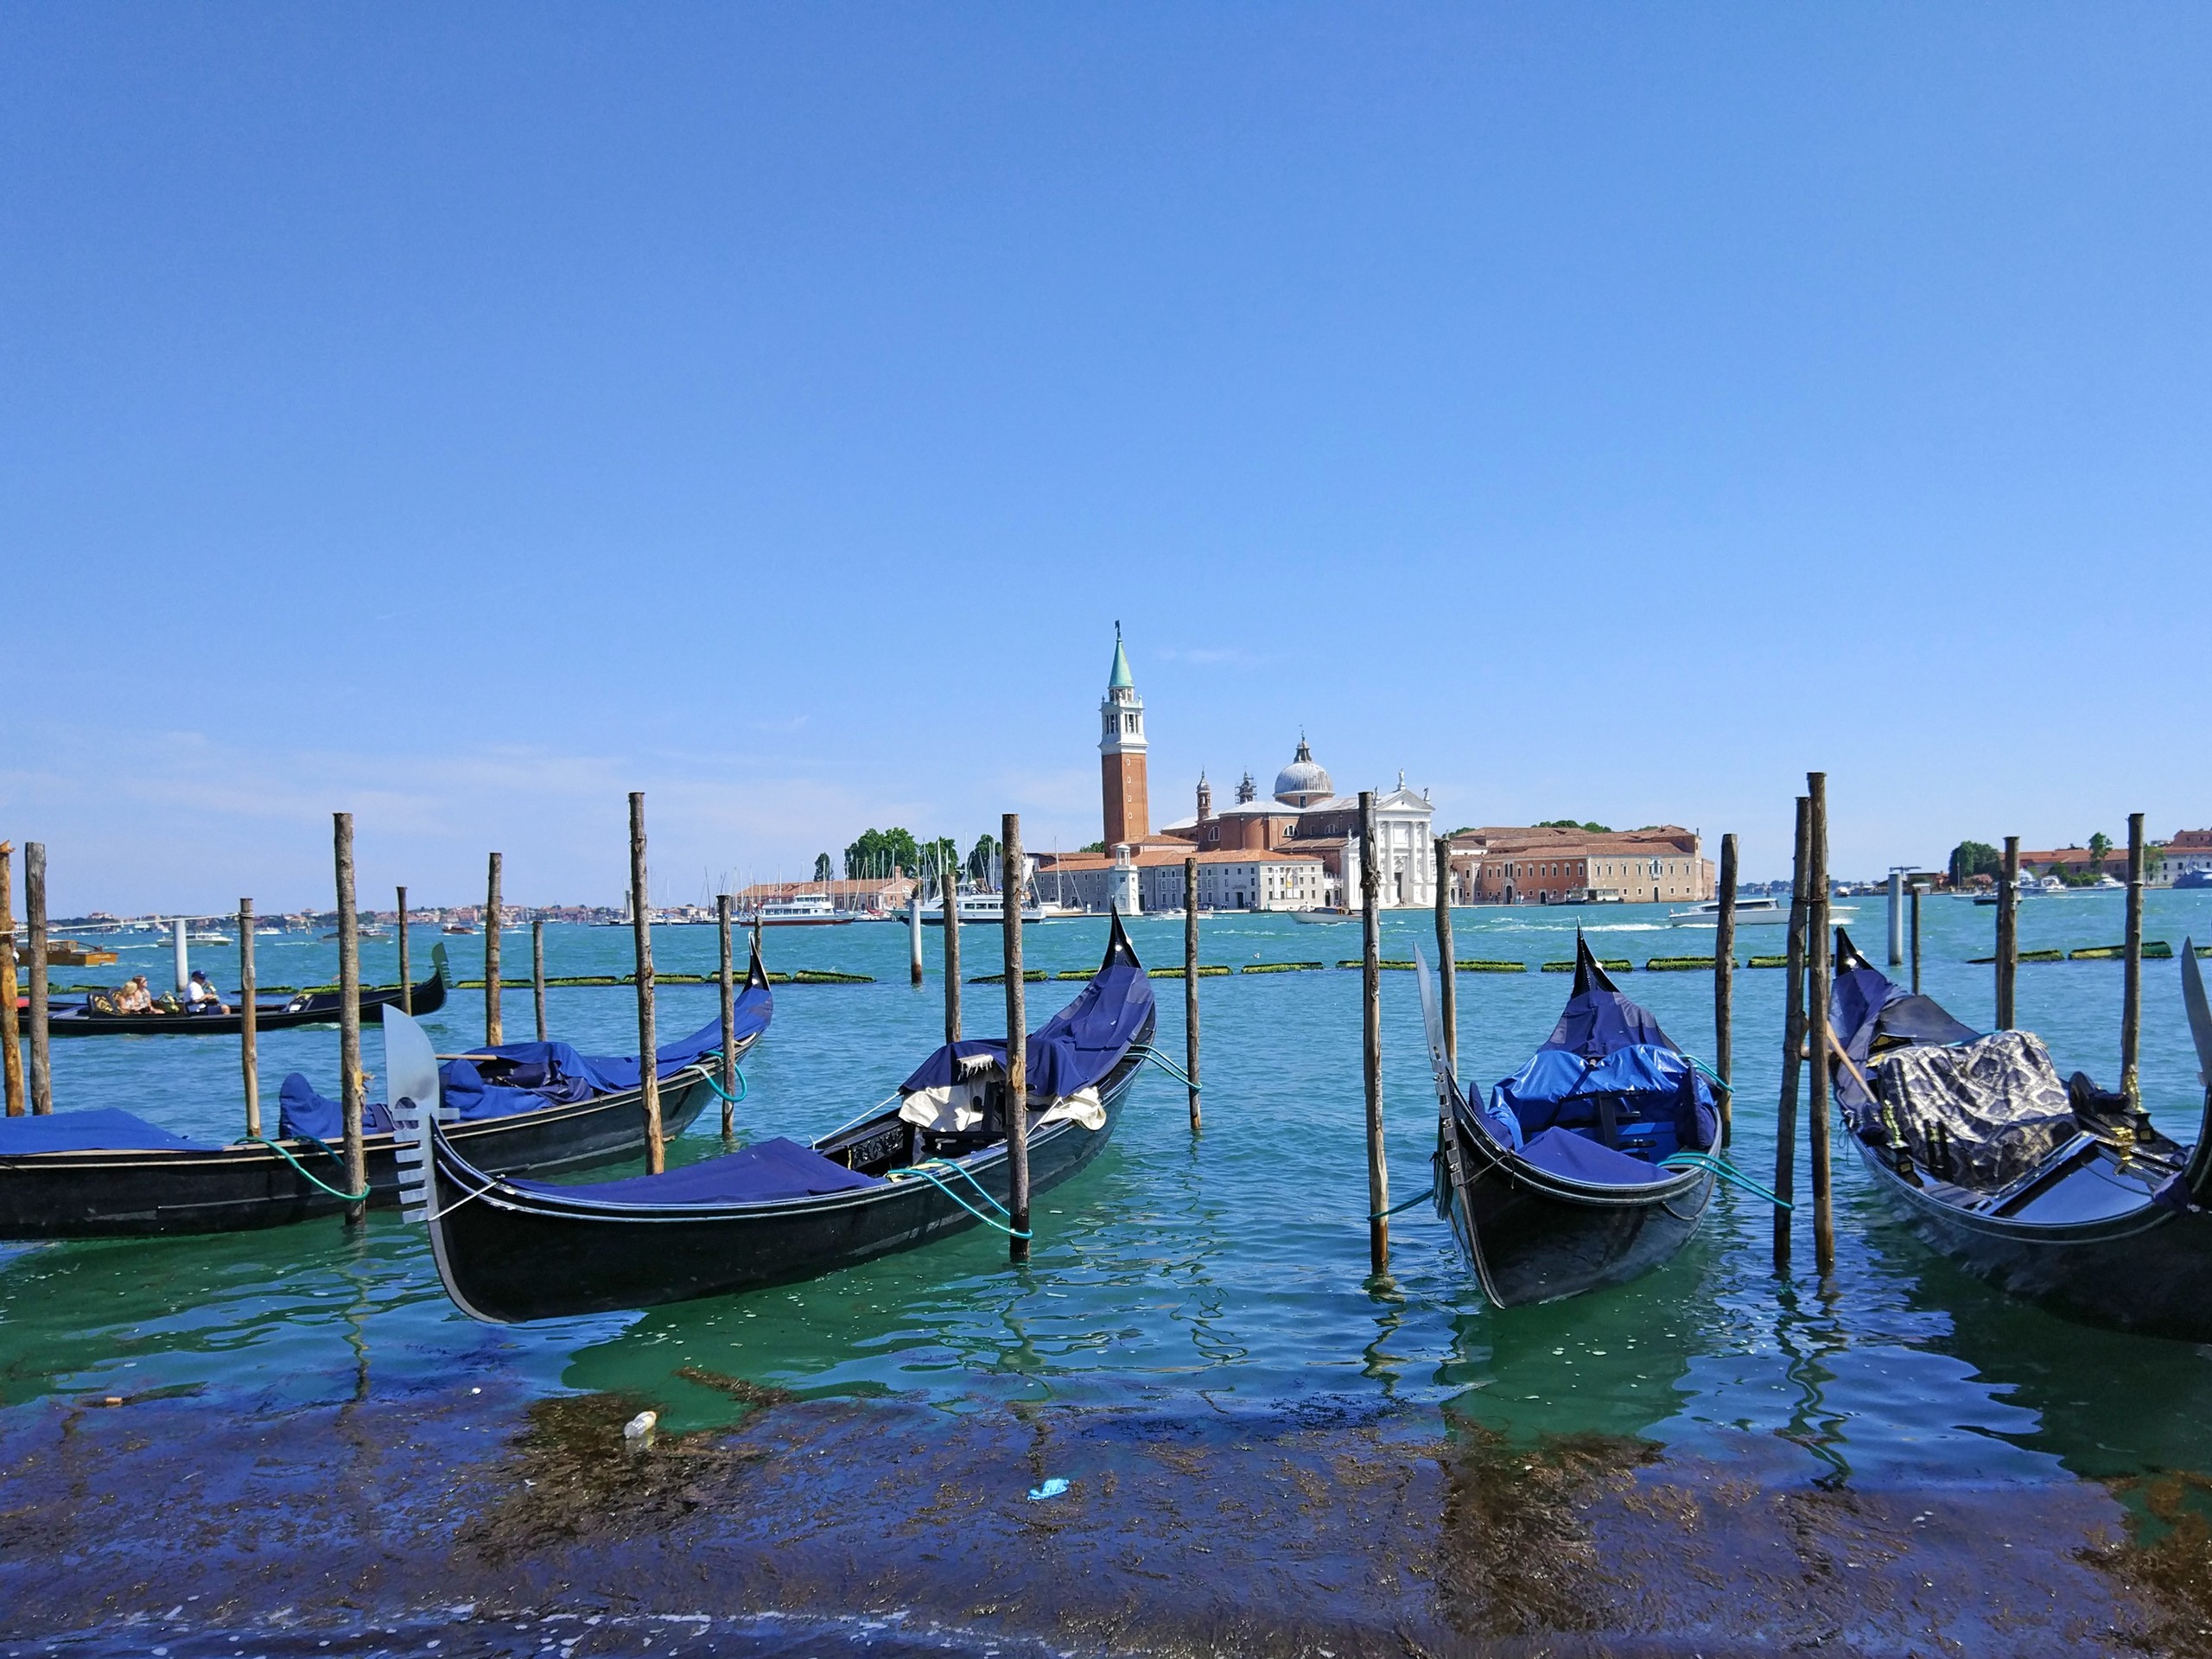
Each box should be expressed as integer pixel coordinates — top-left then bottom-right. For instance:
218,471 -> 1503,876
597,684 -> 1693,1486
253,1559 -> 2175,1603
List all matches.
1517,1126 -> 1668,1186
0,1108 -> 211,1154
276,1076 -> 397,1141
511,1136 -> 881,1206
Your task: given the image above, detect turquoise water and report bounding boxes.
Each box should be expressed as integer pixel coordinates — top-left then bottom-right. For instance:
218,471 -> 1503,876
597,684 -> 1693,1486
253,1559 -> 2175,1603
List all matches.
5,893 -> 2212,1492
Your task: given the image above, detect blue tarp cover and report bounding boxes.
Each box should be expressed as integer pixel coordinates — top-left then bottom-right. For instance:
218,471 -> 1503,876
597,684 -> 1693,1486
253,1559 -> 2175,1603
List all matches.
276,1076 -> 396,1141
900,955 -> 1153,1100
444,1008 -> 752,1121
0,1108 -> 212,1154
1518,1125 -> 1669,1185
1541,984 -> 1675,1058
511,1136 -> 880,1206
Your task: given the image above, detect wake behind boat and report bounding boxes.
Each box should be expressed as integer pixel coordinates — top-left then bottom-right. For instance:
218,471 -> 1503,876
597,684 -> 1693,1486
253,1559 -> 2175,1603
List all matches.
408,914 -> 1156,1323
1668,897 -> 1857,927
1828,927 -> 2212,1340
0,942 -> 772,1239
1420,936 -> 1720,1307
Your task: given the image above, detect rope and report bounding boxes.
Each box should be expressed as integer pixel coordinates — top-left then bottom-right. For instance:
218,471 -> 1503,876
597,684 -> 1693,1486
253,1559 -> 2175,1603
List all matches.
1661,1149 -> 1793,1210
1371,1188 -> 1433,1220
1679,1052 -> 1735,1095
888,1159 -> 1032,1239
1129,1045 -> 1199,1090
248,1135 -> 372,1203
702,1067 -> 747,1105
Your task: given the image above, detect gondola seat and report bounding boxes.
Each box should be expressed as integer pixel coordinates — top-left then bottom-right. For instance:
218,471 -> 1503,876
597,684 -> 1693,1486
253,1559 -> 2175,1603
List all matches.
1518,1126 -> 1669,1185
1489,1045 -> 1715,1163
510,1137 -> 882,1207
277,1076 -> 397,1141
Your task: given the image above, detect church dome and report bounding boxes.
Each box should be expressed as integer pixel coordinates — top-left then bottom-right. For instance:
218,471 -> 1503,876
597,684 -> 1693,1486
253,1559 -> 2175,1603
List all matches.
1274,738 -> 1333,805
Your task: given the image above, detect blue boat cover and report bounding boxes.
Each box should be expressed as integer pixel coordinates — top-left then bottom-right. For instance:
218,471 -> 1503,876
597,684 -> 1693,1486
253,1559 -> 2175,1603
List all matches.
443,1006 -> 757,1122
511,1136 -> 880,1207
1517,1125 -> 1669,1185
277,1076 -> 397,1141
900,953 -> 1154,1100
1540,982 -> 1676,1058
0,1108 -> 213,1155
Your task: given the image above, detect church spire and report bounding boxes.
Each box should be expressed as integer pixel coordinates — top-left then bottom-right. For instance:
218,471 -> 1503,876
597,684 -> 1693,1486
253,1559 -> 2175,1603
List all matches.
1108,620 -> 1135,691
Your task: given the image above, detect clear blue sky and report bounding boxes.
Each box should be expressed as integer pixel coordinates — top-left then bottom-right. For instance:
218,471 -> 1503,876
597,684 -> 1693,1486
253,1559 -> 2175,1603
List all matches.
7,5 -> 2208,913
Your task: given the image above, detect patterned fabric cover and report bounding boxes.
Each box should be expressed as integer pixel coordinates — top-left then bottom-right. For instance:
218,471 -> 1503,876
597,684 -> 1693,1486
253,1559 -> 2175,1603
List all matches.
1877,1030 -> 2075,1189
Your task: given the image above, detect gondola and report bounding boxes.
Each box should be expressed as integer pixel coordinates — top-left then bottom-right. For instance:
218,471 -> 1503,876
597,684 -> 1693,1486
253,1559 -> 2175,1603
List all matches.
36,944 -> 452,1038
1417,936 -> 1720,1307
404,912 -> 1156,1323
1828,927 -> 2212,1340
0,941 -> 772,1240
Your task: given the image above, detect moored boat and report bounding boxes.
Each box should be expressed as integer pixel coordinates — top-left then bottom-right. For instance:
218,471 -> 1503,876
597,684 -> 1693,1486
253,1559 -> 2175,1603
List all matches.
36,946 -> 453,1039
406,913 -> 1156,1323
0,942 -> 772,1240
748,893 -> 857,926
1828,928 -> 2212,1340
1419,936 -> 1720,1307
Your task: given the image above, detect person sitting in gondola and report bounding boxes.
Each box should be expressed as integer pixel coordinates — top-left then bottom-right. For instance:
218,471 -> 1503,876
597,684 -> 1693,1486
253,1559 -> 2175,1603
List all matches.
186,970 -> 229,1014
112,976 -> 154,1014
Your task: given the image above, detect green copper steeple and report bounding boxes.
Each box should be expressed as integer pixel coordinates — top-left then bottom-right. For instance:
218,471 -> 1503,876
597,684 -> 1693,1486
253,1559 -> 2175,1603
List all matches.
1107,620 -> 1134,690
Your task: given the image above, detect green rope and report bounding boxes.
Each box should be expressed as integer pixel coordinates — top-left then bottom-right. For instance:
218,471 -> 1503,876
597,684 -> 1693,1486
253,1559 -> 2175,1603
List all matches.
890,1159 -> 1032,1239
1679,1052 -> 1734,1095
1370,1188 -> 1433,1221
1661,1149 -> 1792,1210
248,1134 -> 371,1203
702,1067 -> 747,1105
1129,1045 -> 1199,1091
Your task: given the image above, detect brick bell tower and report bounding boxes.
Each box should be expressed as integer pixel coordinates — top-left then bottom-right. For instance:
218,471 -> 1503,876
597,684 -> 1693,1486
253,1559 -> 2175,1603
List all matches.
1099,621 -> 1149,849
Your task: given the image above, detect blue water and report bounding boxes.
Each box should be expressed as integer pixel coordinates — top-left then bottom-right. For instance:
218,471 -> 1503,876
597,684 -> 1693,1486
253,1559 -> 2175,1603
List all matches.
6,893 -> 2212,1492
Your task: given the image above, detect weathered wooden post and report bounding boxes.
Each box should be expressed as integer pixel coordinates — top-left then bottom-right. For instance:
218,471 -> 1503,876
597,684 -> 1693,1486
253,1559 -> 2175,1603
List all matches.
2121,811 -> 2146,1110
1433,836 -> 1458,1078
1806,772 -> 1835,1277
630,792 -> 664,1174
239,898 -> 260,1139
910,866 -> 925,988
717,893 -> 739,1136
1360,791 -> 1389,1276
334,813 -> 365,1224
1002,814 -> 1030,1264
1184,855 -> 1201,1132
1996,835 -> 2020,1030
532,916 -> 548,1042
1774,797 -> 1810,1267
484,852 -> 504,1046
172,917 -> 188,997
942,863 -> 962,1044
26,842 -> 51,1116
0,843 -> 22,1117
396,884 -> 411,1014
1910,881 -> 1923,995
1887,868 -> 1905,966
1715,833 -> 1738,1145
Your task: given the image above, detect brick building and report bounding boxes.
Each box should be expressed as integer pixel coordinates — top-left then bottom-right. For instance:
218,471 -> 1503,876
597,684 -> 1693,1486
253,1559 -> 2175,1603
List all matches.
1447,825 -> 1714,906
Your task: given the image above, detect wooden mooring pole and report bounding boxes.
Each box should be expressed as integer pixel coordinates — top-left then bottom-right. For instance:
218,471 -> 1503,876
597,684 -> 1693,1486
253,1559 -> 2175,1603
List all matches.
910,869 -> 925,988
239,898 -> 260,1140
396,885 -> 411,1014
1774,797 -> 1810,1268
1184,855 -> 1200,1131
1806,772 -> 1835,1277
1002,814 -> 1029,1264
2121,811 -> 2146,1110
943,863 -> 962,1043
1910,881 -> 1923,995
630,792 -> 664,1174
484,852 -> 504,1046
1714,833 -> 1738,1146
532,917 -> 548,1042
26,842 -> 51,1116
0,843 -> 22,1117
1433,835 -> 1458,1078
1360,791 -> 1388,1276
334,813 -> 365,1224
718,894 -> 739,1136
1996,836 -> 2020,1030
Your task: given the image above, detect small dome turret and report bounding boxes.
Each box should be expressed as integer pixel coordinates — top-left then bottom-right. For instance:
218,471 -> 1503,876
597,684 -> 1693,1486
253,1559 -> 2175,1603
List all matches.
1273,736 -> 1334,806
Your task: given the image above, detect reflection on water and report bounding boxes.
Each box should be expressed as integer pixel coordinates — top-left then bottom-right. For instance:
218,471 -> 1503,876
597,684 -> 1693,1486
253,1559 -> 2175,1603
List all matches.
6,896 -> 2212,1501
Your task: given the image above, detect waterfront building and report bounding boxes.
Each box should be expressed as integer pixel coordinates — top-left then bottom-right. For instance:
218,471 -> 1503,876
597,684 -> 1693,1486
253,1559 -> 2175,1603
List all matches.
1449,825 -> 1714,906
2155,829 -> 2212,886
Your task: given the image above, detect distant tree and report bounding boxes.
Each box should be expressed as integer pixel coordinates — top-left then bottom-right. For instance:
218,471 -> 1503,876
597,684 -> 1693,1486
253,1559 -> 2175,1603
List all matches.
1078,840 -> 1106,854
1537,818 -> 1611,833
967,833 -> 1001,885
2088,832 -> 2112,871
845,827 -> 919,880
1948,840 -> 2003,887
812,853 -> 833,883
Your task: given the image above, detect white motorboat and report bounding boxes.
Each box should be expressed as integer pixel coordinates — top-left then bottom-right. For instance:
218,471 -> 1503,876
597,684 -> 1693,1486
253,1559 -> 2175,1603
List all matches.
749,893 -> 856,927
1667,897 -> 1858,927
921,888 -> 1042,925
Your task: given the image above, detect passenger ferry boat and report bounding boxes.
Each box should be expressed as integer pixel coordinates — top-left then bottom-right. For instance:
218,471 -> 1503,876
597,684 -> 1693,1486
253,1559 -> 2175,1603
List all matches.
921,887 -> 1042,925
748,893 -> 856,927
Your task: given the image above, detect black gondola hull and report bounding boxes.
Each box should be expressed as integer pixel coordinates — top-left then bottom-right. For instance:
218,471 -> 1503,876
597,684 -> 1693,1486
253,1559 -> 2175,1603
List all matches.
0,1071 -> 715,1239
1849,1135 -> 2212,1341
1442,1092 -> 1713,1307
40,957 -> 449,1038
428,1036 -> 1147,1323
